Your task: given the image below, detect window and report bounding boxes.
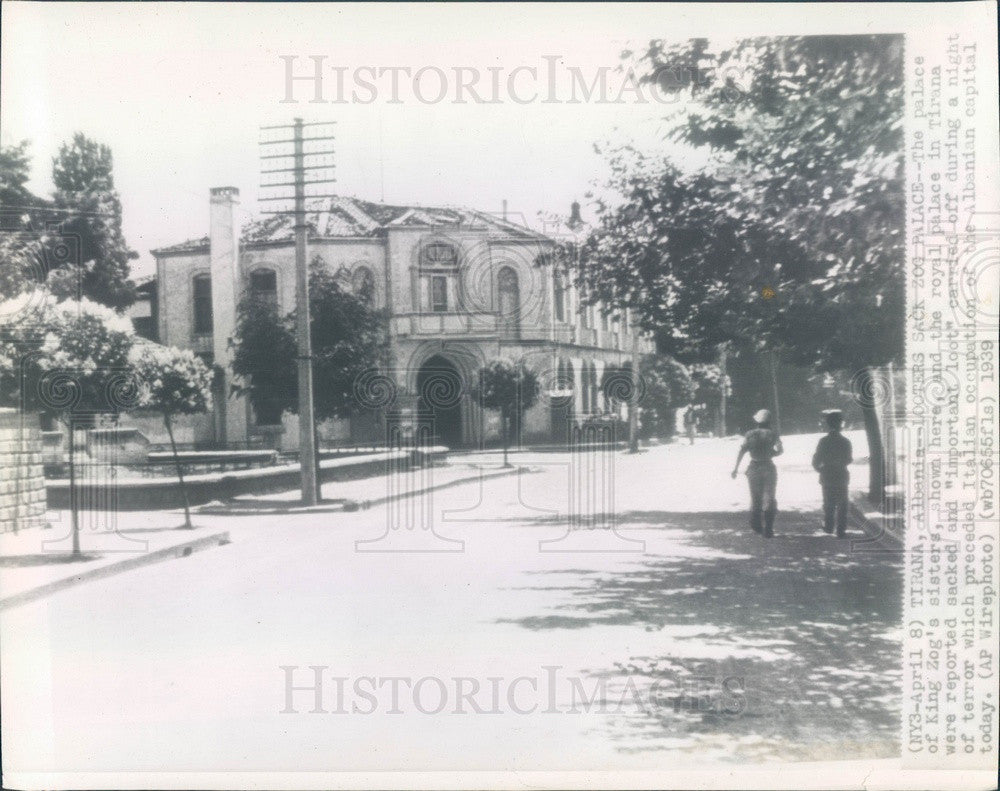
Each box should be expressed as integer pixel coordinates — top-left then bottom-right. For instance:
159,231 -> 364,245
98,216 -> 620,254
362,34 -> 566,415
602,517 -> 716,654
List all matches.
421,243 -> 458,269
249,268 -> 277,306
431,275 -> 448,312
420,242 -> 458,314
553,269 -> 565,322
254,401 -> 284,427
352,266 -> 375,305
193,274 -> 213,334
497,266 -> 520,337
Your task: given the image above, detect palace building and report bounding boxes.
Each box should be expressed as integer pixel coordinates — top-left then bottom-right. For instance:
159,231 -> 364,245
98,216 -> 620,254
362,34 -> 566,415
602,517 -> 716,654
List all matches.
144,187 -> 652,449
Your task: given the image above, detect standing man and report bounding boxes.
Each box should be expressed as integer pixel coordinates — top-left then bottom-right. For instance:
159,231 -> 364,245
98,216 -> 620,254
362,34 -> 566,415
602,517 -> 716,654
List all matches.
731,409 -> 783,537
684,405 -> 697,445
812,409 -> 853,537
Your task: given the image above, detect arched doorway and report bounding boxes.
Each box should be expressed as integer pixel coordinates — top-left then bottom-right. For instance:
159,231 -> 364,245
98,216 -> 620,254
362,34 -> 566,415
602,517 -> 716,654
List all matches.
416,355 -> 464,448
549,357 -> 575,445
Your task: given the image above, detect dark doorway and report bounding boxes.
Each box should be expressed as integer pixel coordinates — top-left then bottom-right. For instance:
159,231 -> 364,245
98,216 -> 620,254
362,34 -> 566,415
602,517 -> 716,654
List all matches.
417,355 -> 464,448
549,358 -> 575,446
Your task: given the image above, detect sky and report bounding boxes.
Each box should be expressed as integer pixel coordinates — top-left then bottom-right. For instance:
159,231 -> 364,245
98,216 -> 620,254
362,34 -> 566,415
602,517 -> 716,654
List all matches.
2,2 -> 915,278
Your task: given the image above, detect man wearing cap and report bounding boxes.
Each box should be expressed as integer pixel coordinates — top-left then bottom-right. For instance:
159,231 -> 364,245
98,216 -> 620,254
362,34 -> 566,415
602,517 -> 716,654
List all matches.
812,409 -> 853,537
731,409 -> 783,537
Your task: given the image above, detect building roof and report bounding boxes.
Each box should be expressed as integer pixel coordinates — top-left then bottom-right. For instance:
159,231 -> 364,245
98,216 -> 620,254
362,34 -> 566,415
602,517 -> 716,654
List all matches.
151,195 -> 548,255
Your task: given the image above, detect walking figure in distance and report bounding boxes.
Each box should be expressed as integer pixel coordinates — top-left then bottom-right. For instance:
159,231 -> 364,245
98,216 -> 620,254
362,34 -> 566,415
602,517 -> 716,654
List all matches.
812,409 -> 853,537
684,405 -> 697,445
731,409 -> 783,538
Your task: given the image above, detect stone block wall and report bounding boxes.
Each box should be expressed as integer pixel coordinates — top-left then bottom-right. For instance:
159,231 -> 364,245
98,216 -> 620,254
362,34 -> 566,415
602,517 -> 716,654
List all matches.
0,408 -> 48,532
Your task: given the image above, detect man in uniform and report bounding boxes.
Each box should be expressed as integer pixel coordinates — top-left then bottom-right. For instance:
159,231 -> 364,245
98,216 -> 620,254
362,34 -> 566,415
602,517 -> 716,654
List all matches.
812,409 -> 853,537
731,409 -> 783,537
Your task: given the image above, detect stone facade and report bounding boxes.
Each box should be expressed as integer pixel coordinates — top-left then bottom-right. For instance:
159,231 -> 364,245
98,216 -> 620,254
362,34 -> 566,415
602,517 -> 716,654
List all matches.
149,190 -> 653,449
0,408 -> 47,532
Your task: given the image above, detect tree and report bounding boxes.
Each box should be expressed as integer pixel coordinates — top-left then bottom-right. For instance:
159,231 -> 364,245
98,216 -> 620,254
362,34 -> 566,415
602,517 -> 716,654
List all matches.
231,263 -> 388,425
472,361 -> 539,467
0,291 -> 138,556
578,35 -> 903,499
0,141 -> 37,209
1,141 -> 50,299
50,133 -> 138,309
689,363 -> 729,436
130,343 -> 214,529
0,233 -> 43,299
635,354 -> 695,439
0,292 -> 137,416
230,294 -> 297,424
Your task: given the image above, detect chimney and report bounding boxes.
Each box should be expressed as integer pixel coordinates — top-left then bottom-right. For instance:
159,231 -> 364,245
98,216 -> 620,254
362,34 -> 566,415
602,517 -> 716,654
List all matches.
502,199 -> 508,221
208,186 -> 245,445
568,200 -> 582,228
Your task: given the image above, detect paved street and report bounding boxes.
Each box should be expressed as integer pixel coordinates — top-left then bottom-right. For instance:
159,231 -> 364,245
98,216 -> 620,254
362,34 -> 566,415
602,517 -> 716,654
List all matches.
1,432 -> 903,772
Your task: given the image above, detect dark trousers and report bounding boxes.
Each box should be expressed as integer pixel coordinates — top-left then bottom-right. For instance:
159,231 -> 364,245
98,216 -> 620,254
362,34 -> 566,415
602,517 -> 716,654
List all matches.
822,482 -> 849,535
746,461 -> 777,535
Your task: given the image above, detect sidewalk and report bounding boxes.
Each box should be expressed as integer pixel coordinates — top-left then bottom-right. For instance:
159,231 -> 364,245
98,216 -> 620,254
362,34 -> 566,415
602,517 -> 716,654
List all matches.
0,518 -> 230,610
850,487 -> 905,544
1,456 -> 526,608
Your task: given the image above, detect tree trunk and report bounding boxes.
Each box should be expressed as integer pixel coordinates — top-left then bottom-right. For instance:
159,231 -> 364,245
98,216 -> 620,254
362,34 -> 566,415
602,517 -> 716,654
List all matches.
314,424 -> 322,501
501,407 -> 510,467
857,366 -> 886,504
67,416 -> 81,557
164,414 -> 193,528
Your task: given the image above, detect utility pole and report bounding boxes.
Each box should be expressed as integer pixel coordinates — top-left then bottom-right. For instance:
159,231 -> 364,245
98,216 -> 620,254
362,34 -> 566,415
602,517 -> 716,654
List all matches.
259,119 -> 337,505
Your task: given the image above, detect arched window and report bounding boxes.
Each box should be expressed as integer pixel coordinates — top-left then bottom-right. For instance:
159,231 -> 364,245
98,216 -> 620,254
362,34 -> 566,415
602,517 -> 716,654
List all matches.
420,242 -> 458,269
553,269 -> 566,322
249,268 -> 278,306
589,362 -> 600,412
352,266 -> 375,305
497,266 -> 520,338
192,274 -> 213,335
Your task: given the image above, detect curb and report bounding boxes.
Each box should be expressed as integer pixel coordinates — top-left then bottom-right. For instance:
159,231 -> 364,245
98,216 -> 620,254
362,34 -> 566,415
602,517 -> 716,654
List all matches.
848,497 -> 904,545
0,530 -> 231,612
196,500 -> 351,516
352,465 -> 530,511
196,466 -> 529,515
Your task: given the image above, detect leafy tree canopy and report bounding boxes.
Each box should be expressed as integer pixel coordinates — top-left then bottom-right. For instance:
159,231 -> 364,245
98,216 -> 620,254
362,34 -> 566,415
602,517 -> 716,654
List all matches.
1,135 -> 138,310
130,343 -> 214,417
50,133 -> 138,310
0,292 -> 137,417
577,35 -> 904,373
231,264 -> 388,423
472,360 -> 540,416
0,141 -> 38,210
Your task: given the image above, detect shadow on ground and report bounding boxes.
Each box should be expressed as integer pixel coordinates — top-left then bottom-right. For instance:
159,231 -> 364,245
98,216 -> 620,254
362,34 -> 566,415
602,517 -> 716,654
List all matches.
0,553 -> 101,567
499,508 -> 903,763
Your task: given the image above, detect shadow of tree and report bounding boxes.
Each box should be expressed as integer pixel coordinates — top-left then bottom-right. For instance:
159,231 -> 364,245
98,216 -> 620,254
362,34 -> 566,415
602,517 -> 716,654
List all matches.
499,509 -> 903,763
0,553 -> 101,567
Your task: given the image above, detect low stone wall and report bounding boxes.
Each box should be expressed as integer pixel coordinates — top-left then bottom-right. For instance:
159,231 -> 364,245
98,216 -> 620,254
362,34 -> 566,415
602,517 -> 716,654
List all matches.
0,409 -> 48,532
45,447 -> 448,511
